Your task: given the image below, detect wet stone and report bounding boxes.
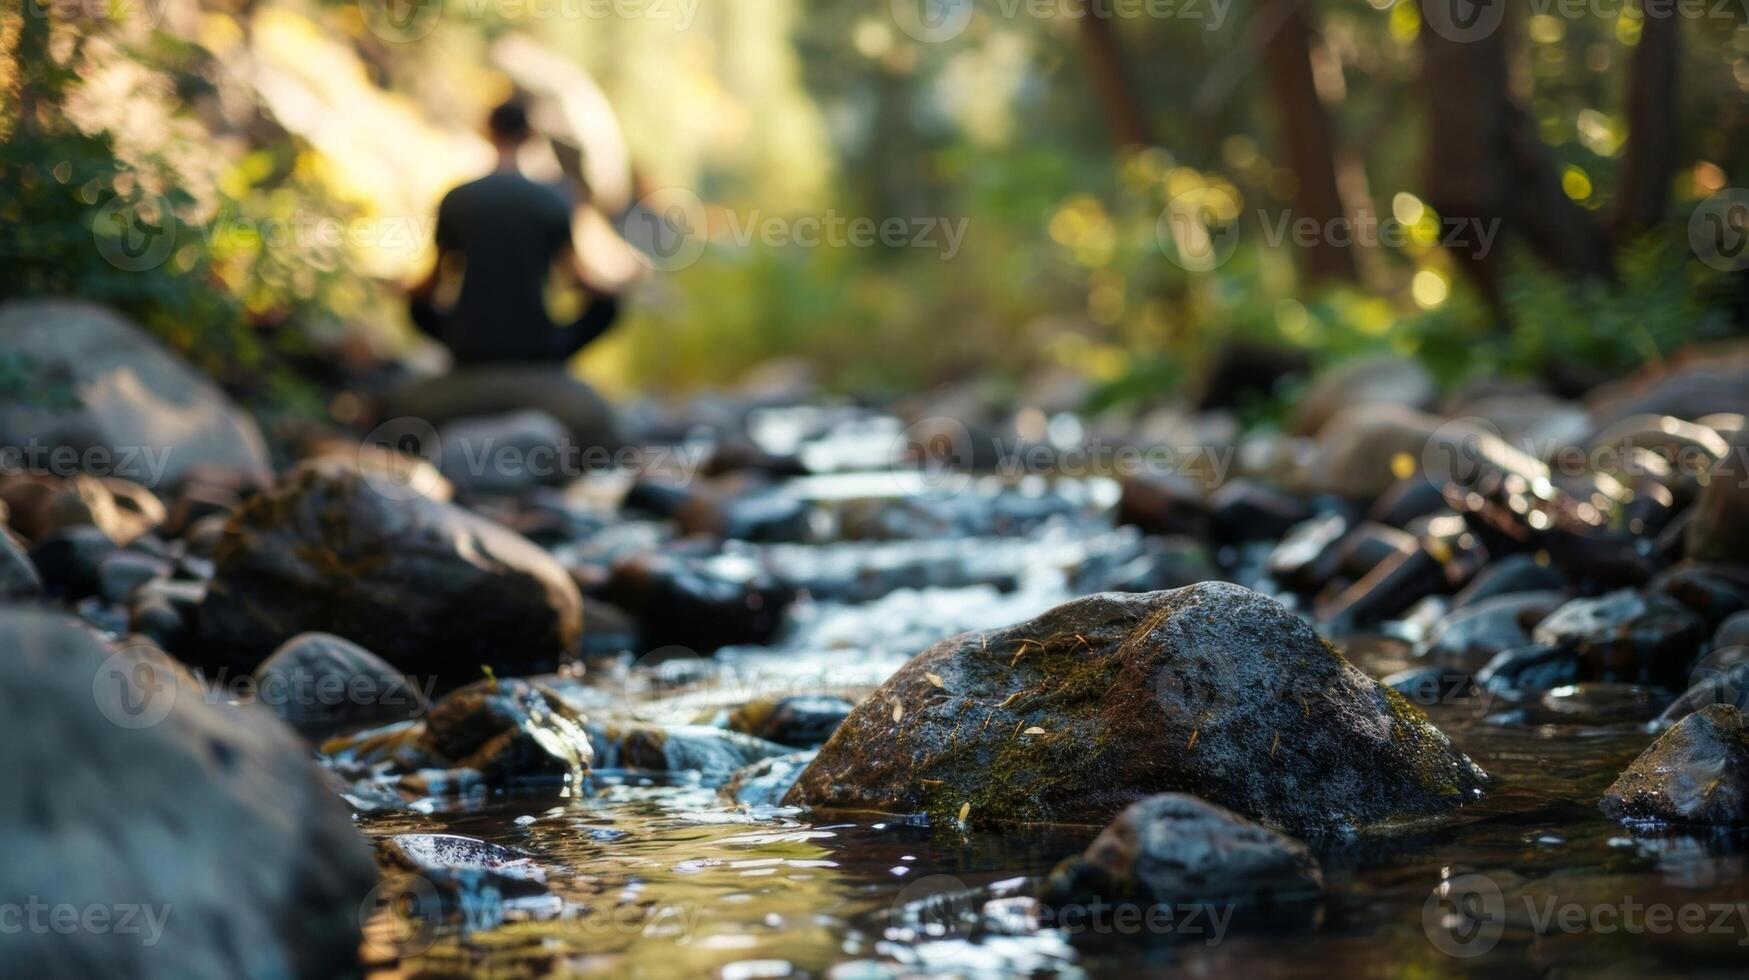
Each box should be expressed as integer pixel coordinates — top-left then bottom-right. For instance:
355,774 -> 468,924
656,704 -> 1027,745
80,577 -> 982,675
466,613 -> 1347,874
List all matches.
720,750 -> 818,808
727,694 -> 855,748
96,549 -> 170,605
586,721 -> 792,785
1649,563 -> 1749,629
27,524 -> 117,599
786,582 -> 1487,835
1041,794 -> 1324,926
1532,590 -> 1709,688
1451,554 -> 1568,608
605,551 -> 794,653
253,632 -> 430,740
1477,644 -> 1581,696
1601,705 -> 1749,826
1419,591 -> 1567,672
420,679 -> 594,786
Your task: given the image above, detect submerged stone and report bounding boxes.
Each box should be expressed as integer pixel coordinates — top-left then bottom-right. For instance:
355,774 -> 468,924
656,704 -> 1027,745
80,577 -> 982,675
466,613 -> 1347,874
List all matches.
727,694 -> 855,747
1532,590 -> 1708,688
1041,793 -> 1323,918
785,583 -> 1487,834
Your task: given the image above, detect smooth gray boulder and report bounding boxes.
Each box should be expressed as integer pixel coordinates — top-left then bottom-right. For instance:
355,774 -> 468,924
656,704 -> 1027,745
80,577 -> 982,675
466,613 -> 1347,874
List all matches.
0,608 -> 375,978
0,300 -> 270,489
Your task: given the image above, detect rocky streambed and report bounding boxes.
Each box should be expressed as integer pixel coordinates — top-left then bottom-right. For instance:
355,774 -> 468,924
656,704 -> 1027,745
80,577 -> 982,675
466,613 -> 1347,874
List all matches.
4,305 -> 1749,977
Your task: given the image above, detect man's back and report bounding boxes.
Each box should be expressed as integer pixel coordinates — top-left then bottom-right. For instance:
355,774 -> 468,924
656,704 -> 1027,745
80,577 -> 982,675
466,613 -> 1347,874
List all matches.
433,172 -> 573,363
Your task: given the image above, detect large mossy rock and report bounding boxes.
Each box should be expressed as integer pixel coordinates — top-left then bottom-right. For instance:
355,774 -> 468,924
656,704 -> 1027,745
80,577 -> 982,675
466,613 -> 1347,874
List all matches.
0,608 -> 375,978
0,300 -> 271,489
199,459 -> 583,684
785,582 -> 1487,835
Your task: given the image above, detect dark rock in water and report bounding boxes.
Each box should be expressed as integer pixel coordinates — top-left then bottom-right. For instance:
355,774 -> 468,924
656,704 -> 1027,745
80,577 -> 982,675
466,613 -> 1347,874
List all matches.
1209,481 -> 1311,543
1533,590 -> 1708,688
1477,644 -> 1580,695
1117,474 -> 1211,540
383,365 -> 623,455
420,678 -> 593,785
701,436 -> 811,479
1601,705 -> 1749,825
253,632 -> 430,739
96,550 -> 170,605
676,484 -> 812,543
1368,478 -> 1450,530
0,300 -> 272,488
605,552 -> 793,653
1335,522 -> 1417,580
1267,513 -> 1348,593
728,694 -> 855,747
785,583 -> 1487,834
1649,563 -> 1749,629
1317,544 -> 1459,633
720,750 -> 818,808
1419,591 -> 1567,671
1073,536 -> 1218,595
199,460 -> 584,684
180,513 -> 232,561
1041,794 -> 1323,921
27,525 -> 117,599
1451,554 -> 1568,608
128,594 -> 188,650
438,409 -> 575,496
1383,666 -> 1477,710
0,530 -> 42,599
0,607 -> 374,977
586,721 -> 791,784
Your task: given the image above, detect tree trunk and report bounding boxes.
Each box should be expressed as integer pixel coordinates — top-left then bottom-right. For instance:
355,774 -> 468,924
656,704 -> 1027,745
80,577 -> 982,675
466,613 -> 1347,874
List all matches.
1611,0 -> 1680,238
1075,0 -> 1152,150
1261,0 -> 1360,284
1418,0 -> 1613,300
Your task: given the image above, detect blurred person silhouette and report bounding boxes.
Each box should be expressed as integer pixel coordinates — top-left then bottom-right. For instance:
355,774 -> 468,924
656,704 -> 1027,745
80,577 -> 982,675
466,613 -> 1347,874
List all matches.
391,99 -> 635,455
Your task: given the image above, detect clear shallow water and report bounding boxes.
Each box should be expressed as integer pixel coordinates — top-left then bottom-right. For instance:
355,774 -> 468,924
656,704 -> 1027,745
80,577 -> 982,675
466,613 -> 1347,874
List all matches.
349,427 -> 1749,978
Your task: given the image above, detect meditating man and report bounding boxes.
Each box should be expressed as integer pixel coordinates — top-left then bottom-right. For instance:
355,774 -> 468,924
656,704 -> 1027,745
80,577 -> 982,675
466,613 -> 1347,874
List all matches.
408,99 -> 621,364
394,99 -> 627,452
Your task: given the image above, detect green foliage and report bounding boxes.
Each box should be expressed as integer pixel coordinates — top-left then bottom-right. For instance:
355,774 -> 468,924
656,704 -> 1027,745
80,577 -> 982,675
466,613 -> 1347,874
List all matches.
1497,236 -> 1736,378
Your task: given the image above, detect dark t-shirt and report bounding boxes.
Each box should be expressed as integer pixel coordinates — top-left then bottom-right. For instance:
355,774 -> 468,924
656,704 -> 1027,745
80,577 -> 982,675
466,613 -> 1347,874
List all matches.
432,172 -> 574,363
